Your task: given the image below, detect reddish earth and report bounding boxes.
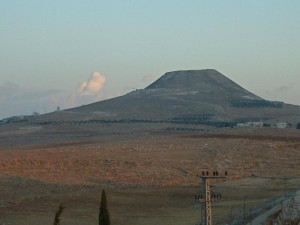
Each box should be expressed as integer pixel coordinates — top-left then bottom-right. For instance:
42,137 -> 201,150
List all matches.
1,131 -> 299,186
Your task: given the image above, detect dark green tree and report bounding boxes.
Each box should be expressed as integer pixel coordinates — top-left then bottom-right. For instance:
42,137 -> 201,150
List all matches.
297,123 -> 300,129
99,189 -> 110,225
53,204 -> 65,225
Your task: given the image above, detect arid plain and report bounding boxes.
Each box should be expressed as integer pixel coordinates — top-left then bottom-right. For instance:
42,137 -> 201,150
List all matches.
0,122 -> 299,225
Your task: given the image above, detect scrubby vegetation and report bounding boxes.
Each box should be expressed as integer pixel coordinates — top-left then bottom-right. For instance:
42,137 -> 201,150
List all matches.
165,127 -> 207,132
32,119 -> 163,125
168,114 -> 236,127
230,100 -> 283,108
168,114 -> 213,123
26,114 -> 236,128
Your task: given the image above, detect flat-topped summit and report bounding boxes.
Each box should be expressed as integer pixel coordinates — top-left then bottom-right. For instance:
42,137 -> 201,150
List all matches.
146,69 -> 243,91
146,69 -> 261,100
146,69 -> 223,89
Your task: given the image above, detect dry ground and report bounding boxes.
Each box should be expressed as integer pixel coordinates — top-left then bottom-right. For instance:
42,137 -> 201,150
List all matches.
1,176 -> 300,225
0,122 -> 300,224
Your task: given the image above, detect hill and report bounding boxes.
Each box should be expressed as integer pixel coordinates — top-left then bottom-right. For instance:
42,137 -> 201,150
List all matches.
34,69 -> 300,124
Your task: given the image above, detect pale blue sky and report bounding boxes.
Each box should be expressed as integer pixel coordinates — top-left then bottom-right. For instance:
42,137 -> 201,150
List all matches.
0,0 -> 300,119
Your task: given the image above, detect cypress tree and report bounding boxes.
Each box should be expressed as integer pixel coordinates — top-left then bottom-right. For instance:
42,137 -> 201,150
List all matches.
99,189 -> 110,225
53,204 -> 65,225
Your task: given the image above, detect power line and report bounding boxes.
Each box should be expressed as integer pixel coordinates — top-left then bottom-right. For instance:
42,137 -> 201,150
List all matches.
196,170 -> 228,225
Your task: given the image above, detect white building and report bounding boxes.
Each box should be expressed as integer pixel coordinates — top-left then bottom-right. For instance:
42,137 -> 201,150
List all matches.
273,122 -> 291,129
247,121 -> 264,127
237,123 -> 249,127
237,121 -> 264,127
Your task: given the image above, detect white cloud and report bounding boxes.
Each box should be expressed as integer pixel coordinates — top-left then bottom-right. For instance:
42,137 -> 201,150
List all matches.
77,71 -> 106,99
72,71 -> 108,106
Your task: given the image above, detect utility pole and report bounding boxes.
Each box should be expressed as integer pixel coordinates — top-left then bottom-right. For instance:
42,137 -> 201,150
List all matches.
243,195 -> 246,220
284,176 -> 287,199
198,170 -> 228,225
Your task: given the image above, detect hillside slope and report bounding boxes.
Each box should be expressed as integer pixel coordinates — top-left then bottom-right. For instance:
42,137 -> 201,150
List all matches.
35,69 -> 300,123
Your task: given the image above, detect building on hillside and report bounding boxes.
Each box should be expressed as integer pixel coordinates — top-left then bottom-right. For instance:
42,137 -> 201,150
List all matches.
271,122 -> 292,129
237,123 -> 249,127
237,121 -> 264,128
247,121 -> 264,127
